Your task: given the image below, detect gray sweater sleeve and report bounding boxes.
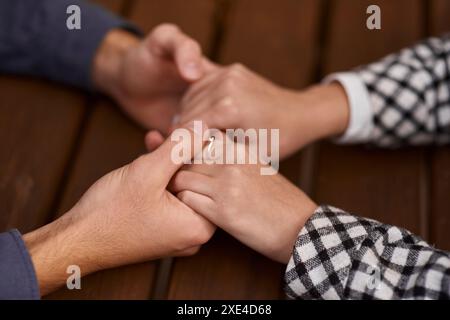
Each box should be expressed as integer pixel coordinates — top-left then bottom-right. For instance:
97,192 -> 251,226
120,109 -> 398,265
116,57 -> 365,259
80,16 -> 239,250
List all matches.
0,0 -> 140,89
0,230 -> 39,299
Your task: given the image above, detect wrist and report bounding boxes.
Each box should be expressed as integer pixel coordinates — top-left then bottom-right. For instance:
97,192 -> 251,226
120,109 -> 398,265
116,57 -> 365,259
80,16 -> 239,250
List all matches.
92,29 -> 140,96
23,210 -> 94,296
303,83 -> 350,139
279,196 -> 318,264
281,83 -> 349,153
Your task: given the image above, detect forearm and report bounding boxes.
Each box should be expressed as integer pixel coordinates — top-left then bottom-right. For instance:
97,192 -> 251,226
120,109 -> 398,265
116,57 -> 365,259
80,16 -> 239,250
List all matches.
279,82 -> 350,155
322,35 -> 450,148
92,29 -> 140,97
284,205 -> 450,300
286,34 -> 450,151
22,209 -> 98,296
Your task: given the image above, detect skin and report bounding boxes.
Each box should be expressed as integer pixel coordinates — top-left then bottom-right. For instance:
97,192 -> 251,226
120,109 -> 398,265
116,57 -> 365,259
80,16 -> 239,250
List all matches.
147,133 -> 316,264
146,63 -> 352,264
24,121 -> 214,296
23,26 -> 214,296
170,63 -> 350,159
92,23 -> 212,135
23,24 -> 352,294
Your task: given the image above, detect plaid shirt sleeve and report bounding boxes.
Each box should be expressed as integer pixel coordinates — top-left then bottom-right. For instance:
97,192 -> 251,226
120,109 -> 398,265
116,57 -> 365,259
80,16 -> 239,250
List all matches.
330,34 -> 450,147
284,205 -> 450,300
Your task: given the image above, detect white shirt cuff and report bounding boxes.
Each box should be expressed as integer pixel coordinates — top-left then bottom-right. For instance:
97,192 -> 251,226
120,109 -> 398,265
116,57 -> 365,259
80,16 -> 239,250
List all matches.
323,72 -> 374,144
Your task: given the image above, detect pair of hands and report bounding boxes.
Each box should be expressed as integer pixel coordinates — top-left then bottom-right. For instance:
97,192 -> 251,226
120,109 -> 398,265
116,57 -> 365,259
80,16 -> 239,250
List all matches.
24,24 -> 350,295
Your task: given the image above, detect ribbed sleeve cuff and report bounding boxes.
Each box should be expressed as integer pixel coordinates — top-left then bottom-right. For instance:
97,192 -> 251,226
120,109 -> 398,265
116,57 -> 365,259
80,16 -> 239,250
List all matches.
323,72 -> 374,144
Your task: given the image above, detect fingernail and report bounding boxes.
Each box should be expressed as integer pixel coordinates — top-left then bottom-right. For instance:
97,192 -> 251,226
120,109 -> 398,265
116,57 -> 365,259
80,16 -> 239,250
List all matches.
184,62 -> 201,79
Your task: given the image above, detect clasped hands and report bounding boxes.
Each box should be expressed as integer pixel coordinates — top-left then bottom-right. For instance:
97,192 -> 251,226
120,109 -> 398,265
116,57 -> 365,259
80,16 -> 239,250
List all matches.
24,24 -> 350,295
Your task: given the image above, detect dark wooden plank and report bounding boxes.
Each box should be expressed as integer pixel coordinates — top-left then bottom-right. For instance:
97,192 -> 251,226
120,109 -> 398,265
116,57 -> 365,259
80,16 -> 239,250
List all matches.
169,231 -> 283,299
430,149 -> 450,250
428,0 -> 450,250
0,77 -> 85,233
167,0 -> 323,299
323,0 -> 425,72
315,143 -> 426,235
314,0 -> 426,236
429,0 -> 450,36
128,0 -> 216,53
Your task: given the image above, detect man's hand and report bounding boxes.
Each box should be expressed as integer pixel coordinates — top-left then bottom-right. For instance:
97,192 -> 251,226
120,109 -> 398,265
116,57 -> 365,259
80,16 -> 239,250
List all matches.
176,63 -> 350,159
23,122 -> 214,296
148,131 -> 318,264
93,24 -> 207,134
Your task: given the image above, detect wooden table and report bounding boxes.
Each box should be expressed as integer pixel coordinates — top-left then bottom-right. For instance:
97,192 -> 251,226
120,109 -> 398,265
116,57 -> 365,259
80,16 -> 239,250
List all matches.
0,0 -> 449,299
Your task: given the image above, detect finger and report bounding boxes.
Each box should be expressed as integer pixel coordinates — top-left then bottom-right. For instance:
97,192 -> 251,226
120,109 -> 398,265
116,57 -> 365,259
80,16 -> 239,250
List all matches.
177,190 -> 216,221
178,98 -> 212,126
151,121 -> 209,184
180,99 -> 237,131
169,170 -> 214,196
145,130 -> 165,152
175,245 -> 201,257
147,24 -> 203,81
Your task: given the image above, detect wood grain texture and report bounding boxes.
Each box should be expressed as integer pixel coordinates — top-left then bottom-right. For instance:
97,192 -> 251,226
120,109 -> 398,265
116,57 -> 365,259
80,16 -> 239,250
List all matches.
323,0 -> 425,72
0,78 -> 85,233
167,0 -> 323,300
169,231 -> 284,299
128,0 -> 216,53
429,0 -> 450,37
428,1 -> 450,250
313,0 -> 427,237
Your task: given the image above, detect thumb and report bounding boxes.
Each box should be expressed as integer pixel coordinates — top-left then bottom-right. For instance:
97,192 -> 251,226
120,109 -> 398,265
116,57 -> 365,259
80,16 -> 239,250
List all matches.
145,130 -> 165,152
147,24 -> 204,81
151,121 -> 208,185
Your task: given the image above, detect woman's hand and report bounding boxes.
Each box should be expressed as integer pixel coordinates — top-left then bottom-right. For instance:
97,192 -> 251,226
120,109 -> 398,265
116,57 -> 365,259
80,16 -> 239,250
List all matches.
158,132 -> 318,264
175,63 -> 350,159
24,122 -> 215,296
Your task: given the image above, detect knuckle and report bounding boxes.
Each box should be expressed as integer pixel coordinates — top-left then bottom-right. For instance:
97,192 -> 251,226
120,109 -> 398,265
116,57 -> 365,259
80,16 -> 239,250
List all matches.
216,96 -> 234,110
188,222 -> 213,246
214,97 -> 239,122
223,76 -> 236,88
228,63 -> 246,77
231,62 -> 244,71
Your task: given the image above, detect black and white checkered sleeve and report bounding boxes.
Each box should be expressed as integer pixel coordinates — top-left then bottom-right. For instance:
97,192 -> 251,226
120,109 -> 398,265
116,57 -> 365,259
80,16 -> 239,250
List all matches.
358,34 -> 450,146
284,205 -> 450,300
